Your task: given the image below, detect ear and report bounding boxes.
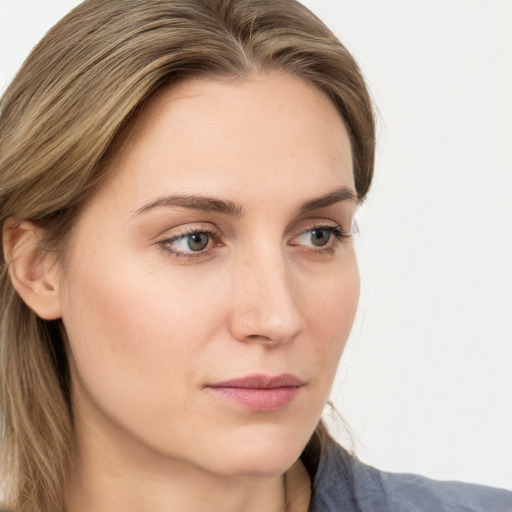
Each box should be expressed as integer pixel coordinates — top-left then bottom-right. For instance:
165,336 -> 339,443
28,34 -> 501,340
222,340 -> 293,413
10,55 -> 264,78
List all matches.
3,219 -> 62,320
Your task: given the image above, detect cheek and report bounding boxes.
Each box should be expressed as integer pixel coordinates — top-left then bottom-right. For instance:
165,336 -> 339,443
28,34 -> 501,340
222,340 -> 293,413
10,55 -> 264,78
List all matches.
59,250 -> 227,420
303,260 -> 360,375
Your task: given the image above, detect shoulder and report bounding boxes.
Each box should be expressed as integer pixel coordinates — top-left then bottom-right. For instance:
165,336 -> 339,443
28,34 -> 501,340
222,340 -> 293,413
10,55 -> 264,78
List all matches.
378,471 -> 512,512
308,441 -> 512,512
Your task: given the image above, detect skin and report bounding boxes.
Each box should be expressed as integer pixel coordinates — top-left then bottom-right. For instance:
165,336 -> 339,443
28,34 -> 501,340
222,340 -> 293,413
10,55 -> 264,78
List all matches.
16,72 -> 360,511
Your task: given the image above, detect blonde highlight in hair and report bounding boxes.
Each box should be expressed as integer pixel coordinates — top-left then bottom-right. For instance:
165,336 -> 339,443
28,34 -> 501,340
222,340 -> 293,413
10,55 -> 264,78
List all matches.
0,1 -> 375,510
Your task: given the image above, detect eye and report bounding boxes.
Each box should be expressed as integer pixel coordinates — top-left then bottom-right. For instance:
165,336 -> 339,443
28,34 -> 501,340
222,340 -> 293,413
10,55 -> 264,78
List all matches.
181,232 -> 209,252
308,228 -> 332,247
291,225 -> 350,251
157,227 -> 219,258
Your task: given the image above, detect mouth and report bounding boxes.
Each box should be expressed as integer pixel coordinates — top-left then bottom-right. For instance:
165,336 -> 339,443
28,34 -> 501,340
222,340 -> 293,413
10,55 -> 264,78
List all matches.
205,374 -> 305,412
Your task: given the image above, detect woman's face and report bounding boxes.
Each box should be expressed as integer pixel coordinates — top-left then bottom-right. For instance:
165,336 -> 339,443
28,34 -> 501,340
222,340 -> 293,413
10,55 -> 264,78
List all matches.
59,72 -> 359,477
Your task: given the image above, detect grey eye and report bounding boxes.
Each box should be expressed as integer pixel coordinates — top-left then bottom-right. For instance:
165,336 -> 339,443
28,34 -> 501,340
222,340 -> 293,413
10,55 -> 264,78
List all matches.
309,228 -> 331,247
187,233 -> 210,251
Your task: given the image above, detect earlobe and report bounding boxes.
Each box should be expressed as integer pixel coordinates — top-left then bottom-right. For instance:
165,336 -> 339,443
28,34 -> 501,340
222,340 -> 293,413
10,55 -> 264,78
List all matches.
3,219 -> 62,320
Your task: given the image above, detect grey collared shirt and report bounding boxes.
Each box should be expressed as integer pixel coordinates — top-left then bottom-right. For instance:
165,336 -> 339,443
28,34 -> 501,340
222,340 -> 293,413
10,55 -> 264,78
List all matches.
308,442 -> 512,512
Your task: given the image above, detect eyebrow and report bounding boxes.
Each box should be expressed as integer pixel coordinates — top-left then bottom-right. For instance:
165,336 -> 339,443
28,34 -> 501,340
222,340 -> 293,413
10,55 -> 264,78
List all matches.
298,186 -> 358,214
134,186 -> 357,217
135,194 -> 243,217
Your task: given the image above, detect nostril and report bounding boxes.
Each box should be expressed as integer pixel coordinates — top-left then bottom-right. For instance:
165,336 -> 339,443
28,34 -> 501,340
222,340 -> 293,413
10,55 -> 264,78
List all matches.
246,333 -> 281,344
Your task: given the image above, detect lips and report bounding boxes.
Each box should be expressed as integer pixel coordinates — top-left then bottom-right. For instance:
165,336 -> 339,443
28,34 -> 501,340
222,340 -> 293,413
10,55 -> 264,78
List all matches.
206,374 -> 304,411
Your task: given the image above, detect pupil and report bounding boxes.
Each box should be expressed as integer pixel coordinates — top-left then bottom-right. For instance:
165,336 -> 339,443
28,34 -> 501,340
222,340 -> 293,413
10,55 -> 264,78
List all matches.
187,233 -> 209,251
311,229 -> 330,247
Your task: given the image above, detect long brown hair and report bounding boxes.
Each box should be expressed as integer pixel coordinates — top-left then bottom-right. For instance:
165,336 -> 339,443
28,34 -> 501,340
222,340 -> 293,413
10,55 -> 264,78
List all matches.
0,1 -> 375,510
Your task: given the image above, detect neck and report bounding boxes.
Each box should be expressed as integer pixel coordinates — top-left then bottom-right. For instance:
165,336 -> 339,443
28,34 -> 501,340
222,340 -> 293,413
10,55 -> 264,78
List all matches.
65,442 -> 310,512
65,460 -> 290,512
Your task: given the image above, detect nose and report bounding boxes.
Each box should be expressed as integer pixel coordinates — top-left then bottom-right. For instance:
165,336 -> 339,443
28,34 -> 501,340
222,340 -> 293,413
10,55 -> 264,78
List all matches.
229,248 -> 305,346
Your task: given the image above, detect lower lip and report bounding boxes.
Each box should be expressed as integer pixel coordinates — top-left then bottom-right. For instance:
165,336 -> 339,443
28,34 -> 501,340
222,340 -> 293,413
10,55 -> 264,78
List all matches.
207,386 -> 301,411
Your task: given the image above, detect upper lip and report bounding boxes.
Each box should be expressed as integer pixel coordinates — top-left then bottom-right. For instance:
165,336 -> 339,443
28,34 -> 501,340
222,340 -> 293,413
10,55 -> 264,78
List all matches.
207,374 -> 304,389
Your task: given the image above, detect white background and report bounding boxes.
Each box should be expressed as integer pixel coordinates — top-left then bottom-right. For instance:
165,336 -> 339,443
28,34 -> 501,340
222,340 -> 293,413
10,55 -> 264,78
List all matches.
1,0 -> 511,490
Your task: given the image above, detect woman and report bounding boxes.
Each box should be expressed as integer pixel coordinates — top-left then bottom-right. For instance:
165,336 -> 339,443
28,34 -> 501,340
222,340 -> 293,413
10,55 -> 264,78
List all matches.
0,1 -> 510,511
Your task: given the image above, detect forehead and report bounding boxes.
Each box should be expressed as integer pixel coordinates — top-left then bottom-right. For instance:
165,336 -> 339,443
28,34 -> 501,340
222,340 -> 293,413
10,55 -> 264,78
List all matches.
95,72 -> 355,210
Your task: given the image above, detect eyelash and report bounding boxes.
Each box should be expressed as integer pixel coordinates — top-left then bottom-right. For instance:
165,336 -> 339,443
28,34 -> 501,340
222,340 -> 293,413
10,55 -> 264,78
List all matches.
289,225 -> 351,256
156,224 -> 351,259
157,226 -> 221,259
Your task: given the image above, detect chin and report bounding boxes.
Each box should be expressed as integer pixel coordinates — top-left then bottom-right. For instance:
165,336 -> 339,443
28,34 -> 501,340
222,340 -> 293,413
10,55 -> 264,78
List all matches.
192,424 -> 314,479
212,451 -> 300,479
